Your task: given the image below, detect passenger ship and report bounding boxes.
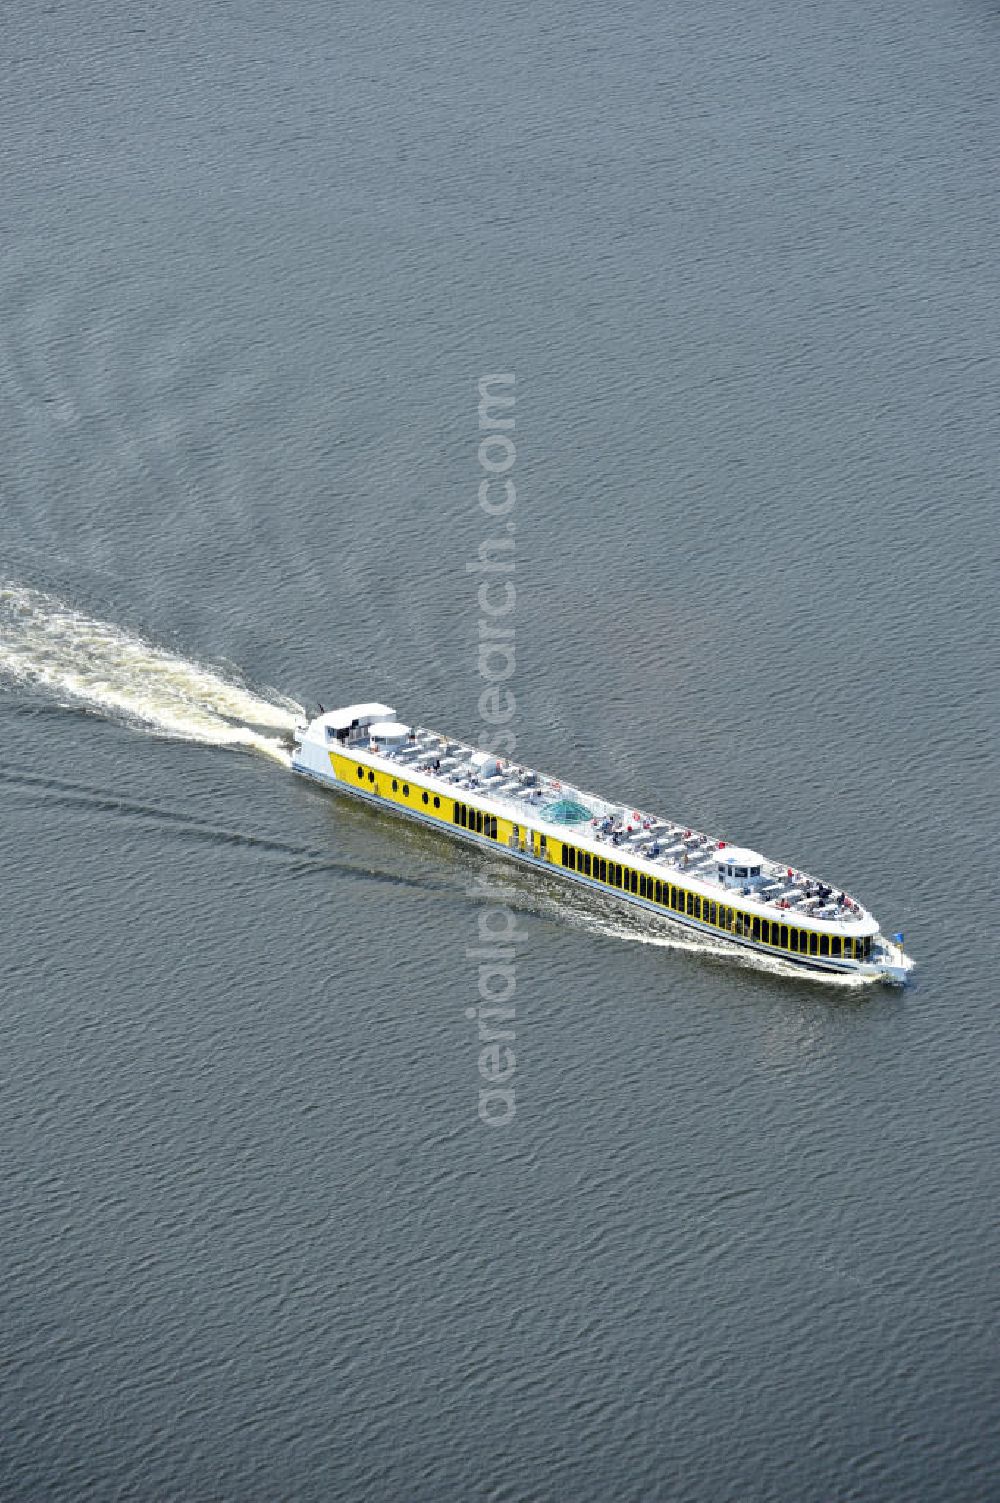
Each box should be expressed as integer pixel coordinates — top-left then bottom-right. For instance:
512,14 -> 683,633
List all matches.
291,703 -> 913,985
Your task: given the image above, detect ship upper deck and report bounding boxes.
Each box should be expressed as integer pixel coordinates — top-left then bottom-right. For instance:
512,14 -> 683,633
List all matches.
309,710 -> 877,935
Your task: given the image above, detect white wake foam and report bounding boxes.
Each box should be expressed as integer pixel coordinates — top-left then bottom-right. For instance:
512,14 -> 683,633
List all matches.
0,585 -> 303,765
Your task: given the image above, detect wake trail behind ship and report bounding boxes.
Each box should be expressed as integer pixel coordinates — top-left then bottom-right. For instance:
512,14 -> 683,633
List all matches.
0,585 -> 303,765
0,588 -> 880,987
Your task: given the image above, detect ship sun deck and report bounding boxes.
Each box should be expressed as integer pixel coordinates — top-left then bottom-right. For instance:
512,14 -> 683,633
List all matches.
327,719 -> 870,931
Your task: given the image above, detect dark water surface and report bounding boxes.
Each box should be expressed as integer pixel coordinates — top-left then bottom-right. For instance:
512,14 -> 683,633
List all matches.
1,2 -> 997,1499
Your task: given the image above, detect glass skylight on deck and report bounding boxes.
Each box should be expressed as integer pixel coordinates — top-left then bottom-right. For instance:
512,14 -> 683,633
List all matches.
543,798 -> 592,824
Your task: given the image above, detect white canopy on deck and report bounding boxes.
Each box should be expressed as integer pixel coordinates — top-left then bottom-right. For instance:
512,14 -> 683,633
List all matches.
319,702 -> 396,730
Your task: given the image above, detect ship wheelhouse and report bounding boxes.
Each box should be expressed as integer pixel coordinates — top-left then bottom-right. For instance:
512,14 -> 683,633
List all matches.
716,847 -> 765,891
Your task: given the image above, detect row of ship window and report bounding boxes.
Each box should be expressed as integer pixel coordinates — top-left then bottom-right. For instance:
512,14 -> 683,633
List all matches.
559,842 -> 873,961
453,801 -> 499,840
356,764 -> 441,809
